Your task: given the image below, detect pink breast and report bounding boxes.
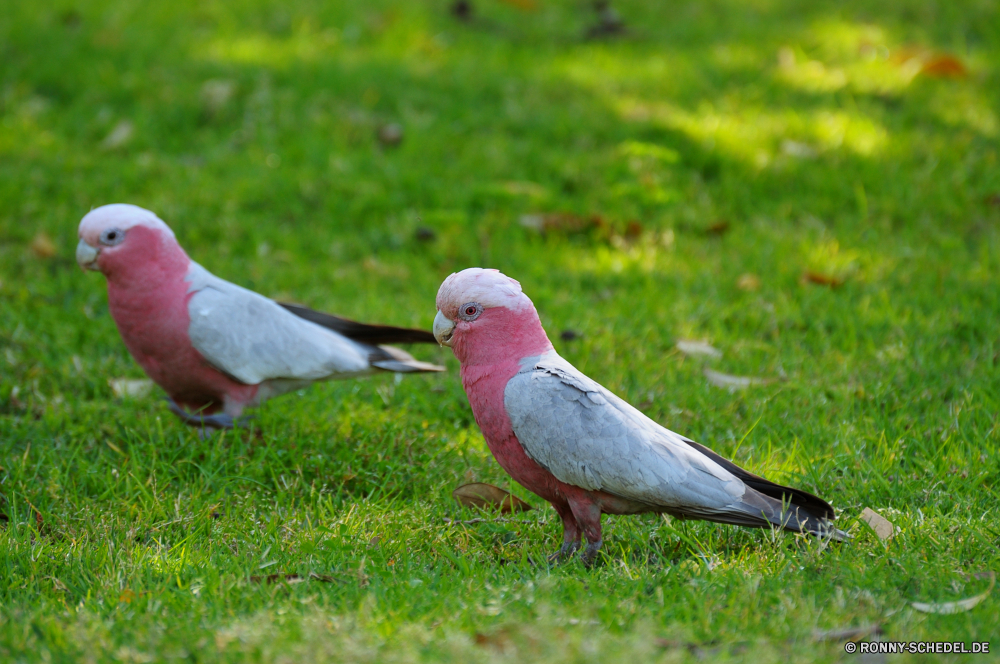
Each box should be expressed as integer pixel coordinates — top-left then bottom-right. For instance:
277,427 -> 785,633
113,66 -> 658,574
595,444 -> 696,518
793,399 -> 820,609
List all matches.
461,360 -> 576,504
101,226 -> 257,412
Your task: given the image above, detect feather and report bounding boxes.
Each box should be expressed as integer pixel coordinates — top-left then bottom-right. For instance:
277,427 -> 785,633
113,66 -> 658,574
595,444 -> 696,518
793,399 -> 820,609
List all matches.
278,303 -> 436,345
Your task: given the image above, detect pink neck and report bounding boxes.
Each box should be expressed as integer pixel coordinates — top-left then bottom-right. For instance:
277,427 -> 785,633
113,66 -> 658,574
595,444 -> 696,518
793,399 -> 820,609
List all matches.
99,225 -> 190,292
451,306 -> 553,368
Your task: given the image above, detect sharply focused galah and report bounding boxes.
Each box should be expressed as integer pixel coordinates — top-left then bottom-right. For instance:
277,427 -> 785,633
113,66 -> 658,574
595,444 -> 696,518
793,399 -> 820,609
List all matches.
434,268 -> 846,563
77,204 -> 443,429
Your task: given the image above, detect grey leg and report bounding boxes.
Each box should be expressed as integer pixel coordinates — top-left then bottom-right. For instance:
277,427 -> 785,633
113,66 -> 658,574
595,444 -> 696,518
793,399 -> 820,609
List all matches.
165,398 -> 253,432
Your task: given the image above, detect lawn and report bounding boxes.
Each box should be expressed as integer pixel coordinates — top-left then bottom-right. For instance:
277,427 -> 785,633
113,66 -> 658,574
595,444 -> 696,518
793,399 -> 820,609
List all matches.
2,0 -> 999,661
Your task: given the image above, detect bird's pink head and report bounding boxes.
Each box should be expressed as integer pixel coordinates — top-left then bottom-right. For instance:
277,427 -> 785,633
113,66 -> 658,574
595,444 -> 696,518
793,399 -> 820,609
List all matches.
434,268 -> 553,366
77,204 -> 188,283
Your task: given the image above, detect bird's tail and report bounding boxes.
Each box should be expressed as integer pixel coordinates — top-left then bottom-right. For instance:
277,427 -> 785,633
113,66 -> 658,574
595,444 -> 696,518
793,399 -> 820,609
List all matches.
278,302 -> 438,345
735,489 -> 849,541
369,345 -> 445,373
678,437 -> 848,540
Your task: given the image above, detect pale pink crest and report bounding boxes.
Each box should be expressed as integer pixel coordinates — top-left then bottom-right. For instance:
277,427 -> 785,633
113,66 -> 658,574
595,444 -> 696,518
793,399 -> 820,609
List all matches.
436,268 -> 531,316
78,204 -> 176,245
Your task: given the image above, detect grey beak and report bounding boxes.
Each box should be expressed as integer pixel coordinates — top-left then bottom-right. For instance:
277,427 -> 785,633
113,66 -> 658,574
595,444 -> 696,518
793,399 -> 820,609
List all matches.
433,310 -> 456,347
76,239 -> 99,271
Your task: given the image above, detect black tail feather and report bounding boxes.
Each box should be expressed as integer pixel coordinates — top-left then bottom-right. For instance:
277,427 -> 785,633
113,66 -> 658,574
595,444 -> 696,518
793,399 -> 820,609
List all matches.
680,438 -> 836,520
279,302 -> 437,345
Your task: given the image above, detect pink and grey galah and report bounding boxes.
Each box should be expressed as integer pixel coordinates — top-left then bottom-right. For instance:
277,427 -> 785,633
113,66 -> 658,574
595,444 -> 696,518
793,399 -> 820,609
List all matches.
77,203 -> 442,430
434,268 -> 846,564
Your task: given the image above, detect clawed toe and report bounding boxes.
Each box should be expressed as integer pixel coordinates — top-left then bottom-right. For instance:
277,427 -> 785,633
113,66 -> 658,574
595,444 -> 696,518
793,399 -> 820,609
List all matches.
547,541 -> 581,564
166,398 -> 253,431
579,540 -> 603,567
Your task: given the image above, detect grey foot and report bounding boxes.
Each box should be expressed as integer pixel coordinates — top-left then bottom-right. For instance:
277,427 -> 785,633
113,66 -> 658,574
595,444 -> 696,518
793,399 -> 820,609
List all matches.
166,399 -> 253,431
547,540 -> 581,564
580,540 -> 603,567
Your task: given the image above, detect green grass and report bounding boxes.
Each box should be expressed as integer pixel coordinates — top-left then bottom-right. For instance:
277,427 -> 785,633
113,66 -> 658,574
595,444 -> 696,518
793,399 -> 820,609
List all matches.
2,0 -> 1000,661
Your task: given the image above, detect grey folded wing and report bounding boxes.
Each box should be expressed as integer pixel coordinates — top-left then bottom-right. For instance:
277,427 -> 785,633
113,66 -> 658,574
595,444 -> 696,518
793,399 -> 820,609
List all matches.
185,263 -> 373,385
504,353 -> 747,512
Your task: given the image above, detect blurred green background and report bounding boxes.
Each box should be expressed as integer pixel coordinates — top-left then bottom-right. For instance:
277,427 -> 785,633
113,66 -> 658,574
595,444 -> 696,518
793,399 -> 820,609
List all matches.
1,0 -> 999,661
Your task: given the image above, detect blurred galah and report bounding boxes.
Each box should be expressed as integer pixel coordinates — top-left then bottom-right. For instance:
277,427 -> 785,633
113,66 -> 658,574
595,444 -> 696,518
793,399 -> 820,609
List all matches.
77,204 -> 442,430
434,268 -> 846,564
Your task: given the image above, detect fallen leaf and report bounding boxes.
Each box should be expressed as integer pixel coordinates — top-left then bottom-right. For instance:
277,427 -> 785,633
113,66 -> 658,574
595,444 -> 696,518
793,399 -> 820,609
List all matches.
30,233 -> 57,259
920,54 -> 967,78
676,340 -> 722,359
736,273 -> 761,291
377,123 -> 404,147
704,220 -> 730,236
859,507 -> 894,540
703,368 -> 777,390
110,378 -> 154,398
119,588 -> 136,603
802,271 -> 844,288
102,120 -> 134,149
452,483 -> 533,513
911,572 -> 994,614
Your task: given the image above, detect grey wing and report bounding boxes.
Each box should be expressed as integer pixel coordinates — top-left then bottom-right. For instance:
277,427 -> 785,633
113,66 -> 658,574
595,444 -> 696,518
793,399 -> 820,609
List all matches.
185,263 -> 372,385
504,353 -> 747,511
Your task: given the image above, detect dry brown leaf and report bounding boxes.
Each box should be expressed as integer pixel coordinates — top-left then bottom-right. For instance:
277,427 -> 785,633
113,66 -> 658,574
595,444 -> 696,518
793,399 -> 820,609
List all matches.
802,271 -> 844,288
119,588 -> 136,603
911,572 -> 994,615
30,233 -> 57,259
110,378 -> 154,398
705,220 -> 730,236
736,273 -> 761,291
920,54 -> 967,78
676,340 -> 722,359
859,507 -> 894,540
452,483 -> 533,513
703,368 -> 777,390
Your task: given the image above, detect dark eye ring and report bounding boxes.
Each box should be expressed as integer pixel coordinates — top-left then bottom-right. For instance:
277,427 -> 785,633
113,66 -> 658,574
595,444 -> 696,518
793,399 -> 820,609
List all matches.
100,227 -> 125,246
458,302 -> 482,321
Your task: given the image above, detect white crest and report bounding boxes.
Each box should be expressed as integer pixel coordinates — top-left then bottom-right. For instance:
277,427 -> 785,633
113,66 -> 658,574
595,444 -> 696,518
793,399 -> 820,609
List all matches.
79,204 -> 176,240
437,268 -> 531,312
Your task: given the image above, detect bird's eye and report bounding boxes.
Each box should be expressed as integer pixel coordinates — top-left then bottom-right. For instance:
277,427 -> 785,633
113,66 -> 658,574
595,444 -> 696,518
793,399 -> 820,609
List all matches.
458,302 -> 482,321
100,227 -> 125,246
